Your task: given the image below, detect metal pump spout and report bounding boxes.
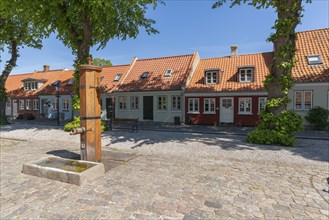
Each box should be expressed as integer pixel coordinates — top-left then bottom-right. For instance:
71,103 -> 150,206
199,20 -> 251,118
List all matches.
70,127 -> 86,135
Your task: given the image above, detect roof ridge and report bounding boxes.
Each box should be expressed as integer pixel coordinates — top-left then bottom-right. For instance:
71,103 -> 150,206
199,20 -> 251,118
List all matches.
137,53 -> 194,61
297,27 -> 329,34
102,64 -> 130,68
9,73 -> 33,77
201,51 -> 273,61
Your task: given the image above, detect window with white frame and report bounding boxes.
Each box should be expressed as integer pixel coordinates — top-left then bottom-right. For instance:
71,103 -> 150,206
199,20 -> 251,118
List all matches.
239,97 -> 252,114
171,96 -> 181,111
294,91 -> 312,110
63,99 -> 69,110
6,100 -> 11,107
158,96 -> 167,110
53,98 -> 58,110
164,69 -> 172,77
23,81 -> 38,90
130,96 -> 139,110
188,98 -> 199,113
26,100 -> 31,110
239,68 -> 253,82
114,74 -> 122,82
19,100 -> 24,110
307,55 -> 322,65
258,97 -> 267,112
118,96 -> 127,110
33,99 -> 39,110
205,71 -> 218,84
204,98 -> 216,113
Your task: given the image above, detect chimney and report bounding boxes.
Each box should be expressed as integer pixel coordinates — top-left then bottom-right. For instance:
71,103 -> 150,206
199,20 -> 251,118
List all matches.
43,65 -> 50,72
231,45 -> 238,57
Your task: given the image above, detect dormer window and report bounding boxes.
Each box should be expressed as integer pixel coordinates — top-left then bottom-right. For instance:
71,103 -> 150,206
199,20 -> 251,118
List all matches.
239,68 -> 253,82
141,72 -> 149,79
164,69 -> 172,77
205,70 -> 219,84
307,55 -> 322,65
114,74 -> 122,82
23,81 -> 39,90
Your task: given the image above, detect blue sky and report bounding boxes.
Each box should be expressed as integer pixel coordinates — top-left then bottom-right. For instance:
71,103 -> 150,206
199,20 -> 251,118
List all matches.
1,0 -> 328,74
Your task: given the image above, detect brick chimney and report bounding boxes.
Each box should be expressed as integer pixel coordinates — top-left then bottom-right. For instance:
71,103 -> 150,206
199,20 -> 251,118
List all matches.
231,45 -> 238,57
43,65 -> 50,72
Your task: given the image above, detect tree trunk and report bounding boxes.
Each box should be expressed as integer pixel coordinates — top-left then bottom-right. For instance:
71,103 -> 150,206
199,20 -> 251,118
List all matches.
267,0 -> 302,115
0,40 -> 18,124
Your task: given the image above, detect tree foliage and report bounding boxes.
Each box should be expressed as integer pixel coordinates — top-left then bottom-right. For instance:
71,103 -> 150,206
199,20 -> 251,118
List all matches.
0,0 -> 48,124
92,58 -> 112,67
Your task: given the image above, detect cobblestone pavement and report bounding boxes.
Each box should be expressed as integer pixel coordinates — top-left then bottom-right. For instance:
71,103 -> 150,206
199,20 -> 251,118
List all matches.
1,124 -> 329,219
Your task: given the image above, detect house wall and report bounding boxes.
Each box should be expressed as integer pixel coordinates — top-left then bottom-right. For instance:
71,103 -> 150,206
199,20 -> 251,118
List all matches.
14,97 -> 40,118
114,91 -> 185,123
185,94 -> 267,126
39,95 -> 73,121
287,82 -> 329,124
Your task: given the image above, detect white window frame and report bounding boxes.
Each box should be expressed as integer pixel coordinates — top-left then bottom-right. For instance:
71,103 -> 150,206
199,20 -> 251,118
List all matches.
63,99 -> 69,110
238,97 -> 252,114
294,91 -> 313,110
307,55 -> 322,65
6,100 -> 11,108
118,96 -> 127,110
114,74 -> 122,82
19,100 -> 25,110
239,68 -> 253,82
204,98 -> 216,114
205,71 -> 218,84
130,96 -> 139,110
157,96 -> 167,111
164,69 -> 172,77
258,97 -> 267,113
171,96 -> 181,111
53,98 -> 58,110
33,99 -> 39,110
188,98 -> 199,113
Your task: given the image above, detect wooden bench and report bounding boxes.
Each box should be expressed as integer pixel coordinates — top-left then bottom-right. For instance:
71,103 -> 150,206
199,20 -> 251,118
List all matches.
102,118 -> 139,132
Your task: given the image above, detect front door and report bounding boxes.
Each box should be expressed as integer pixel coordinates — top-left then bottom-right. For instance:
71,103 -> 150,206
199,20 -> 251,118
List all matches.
106,98 -> 115,119
220,97 -> 234,123
12,100 -> 18,116
143,96 -> 153,120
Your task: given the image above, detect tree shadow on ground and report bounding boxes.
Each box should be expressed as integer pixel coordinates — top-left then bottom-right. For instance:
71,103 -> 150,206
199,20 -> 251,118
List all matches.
47,150 -> 81,160
102,129 -> 329,164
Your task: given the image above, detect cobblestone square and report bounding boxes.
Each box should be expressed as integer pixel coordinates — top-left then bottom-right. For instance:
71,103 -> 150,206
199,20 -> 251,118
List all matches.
1,123 -> 328,219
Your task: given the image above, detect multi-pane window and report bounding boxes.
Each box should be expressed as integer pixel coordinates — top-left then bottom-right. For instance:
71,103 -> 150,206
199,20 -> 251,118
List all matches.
24,81 -> 38,90
53,98 -> 58,110
158,96 -> 167,110
118,96 -> 127,110
204,98 -> 216,113
114,74 -> 122,81
239,97 -> 252,114
188,98 -> 199,113
130,96 -> 139,110
294,91 -> 312,110
258,97 -> 267,112
171,96 -> 181,111
6,100 -> 11,108
63,99 -> 69,110
239,68 -> 253,82
33,99 -> 39,110
26,100 -> 31,110
205,71 -> 218,84
19,100 -> 24,110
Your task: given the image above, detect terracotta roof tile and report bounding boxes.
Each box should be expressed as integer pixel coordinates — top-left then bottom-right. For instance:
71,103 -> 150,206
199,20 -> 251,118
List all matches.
292,28 -> 329,82
187,52 -> 273,93
118,54 -> 194,92
100,64 -> 131,93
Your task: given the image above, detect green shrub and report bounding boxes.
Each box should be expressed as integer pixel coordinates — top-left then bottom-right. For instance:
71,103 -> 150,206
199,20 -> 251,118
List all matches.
247,110 -> 303,147
64,116 -> 107,132
0,117 -> 5,125
305,106 -> 329,130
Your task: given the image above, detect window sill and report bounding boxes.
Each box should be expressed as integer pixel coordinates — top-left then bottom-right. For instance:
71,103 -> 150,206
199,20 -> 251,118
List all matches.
157,110 -> 168,112
238,112 -> 252,115
187,112 -> 200,114
203,112 -> 216,115
171,110 -> 182,112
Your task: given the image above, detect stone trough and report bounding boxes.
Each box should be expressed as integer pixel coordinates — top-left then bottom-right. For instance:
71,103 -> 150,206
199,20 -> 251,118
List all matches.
22,156 -> 105,186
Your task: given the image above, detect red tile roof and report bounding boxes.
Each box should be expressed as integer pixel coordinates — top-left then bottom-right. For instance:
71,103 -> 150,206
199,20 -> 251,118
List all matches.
187,52 -> 273,93
101,64 -> 131,93
118,54 -> 195,92
6,69 -> 74,97
292,28 -> 329,82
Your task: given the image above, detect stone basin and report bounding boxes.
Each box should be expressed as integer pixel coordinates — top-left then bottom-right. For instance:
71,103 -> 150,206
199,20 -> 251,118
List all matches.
22,157 -> 105,186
